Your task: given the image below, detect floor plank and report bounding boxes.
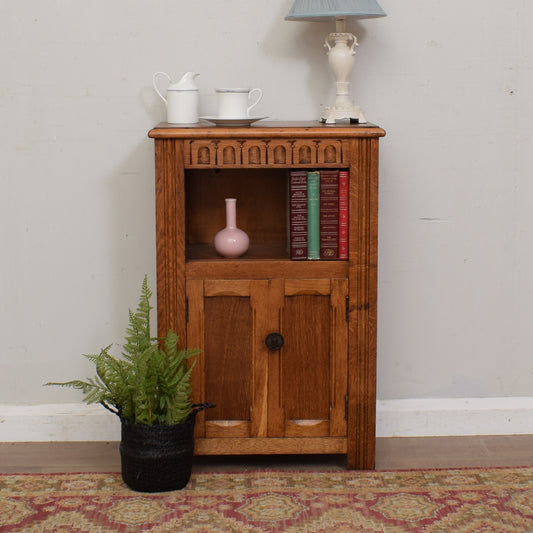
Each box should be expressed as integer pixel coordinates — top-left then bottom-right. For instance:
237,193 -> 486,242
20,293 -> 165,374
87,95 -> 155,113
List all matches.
376,435 -> 533,469
1,436 -> 532,473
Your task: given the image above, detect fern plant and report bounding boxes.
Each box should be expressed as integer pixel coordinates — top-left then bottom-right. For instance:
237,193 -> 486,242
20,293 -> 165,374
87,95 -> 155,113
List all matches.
46,276 -> 200,425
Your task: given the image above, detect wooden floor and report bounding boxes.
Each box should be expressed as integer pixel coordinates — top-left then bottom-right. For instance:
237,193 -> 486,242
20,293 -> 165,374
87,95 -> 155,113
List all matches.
1,435 -> 532,473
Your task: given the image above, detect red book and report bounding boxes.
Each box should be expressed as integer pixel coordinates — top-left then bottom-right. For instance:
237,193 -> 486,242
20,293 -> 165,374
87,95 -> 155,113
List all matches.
319,170 -> 339,260
289,170 -> 308,260
338,170 -> 349,260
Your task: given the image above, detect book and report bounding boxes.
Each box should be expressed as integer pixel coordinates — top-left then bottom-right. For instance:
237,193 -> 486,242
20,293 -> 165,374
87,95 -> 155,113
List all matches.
307,171 -> 320,260
338,170 -> 349,260
319,170 -> 339,260
289,170 -> 308,260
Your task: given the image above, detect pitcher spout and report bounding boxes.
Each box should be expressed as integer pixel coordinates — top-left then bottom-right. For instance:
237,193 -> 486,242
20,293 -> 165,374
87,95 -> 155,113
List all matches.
176,72 -> 200,90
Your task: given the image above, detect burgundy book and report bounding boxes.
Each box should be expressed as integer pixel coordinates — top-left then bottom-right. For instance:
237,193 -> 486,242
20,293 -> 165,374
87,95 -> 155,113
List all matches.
338,170 -> 349,260
319,169 -> 339,260
289,170 -> 308,260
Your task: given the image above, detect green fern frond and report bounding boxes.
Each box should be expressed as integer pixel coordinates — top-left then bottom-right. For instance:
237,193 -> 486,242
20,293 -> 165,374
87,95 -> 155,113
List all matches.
123,275 -> 154,359
45,276 -> 200,425
44,377 -> 110,405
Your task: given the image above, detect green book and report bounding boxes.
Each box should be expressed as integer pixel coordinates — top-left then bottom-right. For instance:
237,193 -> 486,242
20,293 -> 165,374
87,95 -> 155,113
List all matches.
307,171 -> 320,260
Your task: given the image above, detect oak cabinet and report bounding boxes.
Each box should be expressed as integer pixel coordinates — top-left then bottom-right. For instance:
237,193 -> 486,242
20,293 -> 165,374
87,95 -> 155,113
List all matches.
149,121 -> 385,469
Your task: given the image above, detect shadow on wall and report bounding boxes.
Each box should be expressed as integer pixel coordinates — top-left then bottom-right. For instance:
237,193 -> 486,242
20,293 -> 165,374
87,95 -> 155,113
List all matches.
107,135 -> 157,340
104,81 -> 166,336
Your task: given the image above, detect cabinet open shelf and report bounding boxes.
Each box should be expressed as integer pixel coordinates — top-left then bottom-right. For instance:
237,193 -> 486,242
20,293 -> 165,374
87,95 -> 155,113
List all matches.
185,243 -> 350,279
186,243 -> 289,261
186,168 -> 287,252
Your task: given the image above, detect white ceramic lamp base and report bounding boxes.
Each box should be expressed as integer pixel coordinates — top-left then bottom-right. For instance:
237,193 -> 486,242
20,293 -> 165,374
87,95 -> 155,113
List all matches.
321,104 -> 367,124
320,31 -> 367,124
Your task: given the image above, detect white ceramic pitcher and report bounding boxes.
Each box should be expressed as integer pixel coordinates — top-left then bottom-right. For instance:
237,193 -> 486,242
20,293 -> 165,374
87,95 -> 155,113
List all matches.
153,71 -> 199,124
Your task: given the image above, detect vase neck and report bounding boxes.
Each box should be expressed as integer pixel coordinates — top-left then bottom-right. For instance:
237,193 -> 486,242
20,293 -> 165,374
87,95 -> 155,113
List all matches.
225,198 -> 237,228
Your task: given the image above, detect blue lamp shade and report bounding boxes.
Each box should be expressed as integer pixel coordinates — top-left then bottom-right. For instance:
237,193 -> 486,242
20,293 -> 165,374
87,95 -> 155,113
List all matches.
285,0 -> 386,21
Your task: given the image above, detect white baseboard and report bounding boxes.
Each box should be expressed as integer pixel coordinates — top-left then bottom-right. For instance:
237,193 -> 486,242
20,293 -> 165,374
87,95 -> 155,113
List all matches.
1,397 -> 532,441
376,397 -> 533,438
0,404 -> 121,442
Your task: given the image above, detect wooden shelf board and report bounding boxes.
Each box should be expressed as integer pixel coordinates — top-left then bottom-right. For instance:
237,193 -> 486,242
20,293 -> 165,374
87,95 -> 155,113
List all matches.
185,244 -> 349,279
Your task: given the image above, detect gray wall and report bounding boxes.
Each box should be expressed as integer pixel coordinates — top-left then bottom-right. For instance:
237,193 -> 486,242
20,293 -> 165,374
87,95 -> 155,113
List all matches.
1,0 -> 532,405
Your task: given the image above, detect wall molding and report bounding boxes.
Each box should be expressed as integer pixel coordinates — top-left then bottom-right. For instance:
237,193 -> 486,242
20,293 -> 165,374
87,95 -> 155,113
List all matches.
376,397 -> 533,437
1,397 -> 533,441
0,404 -> 121,442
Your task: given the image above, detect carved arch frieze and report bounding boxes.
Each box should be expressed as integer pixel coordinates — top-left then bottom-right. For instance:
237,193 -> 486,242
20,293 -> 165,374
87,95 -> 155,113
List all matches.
292,141 -> 316,165
242,141 -> 267,165
267,140 -> 292,166
185,137 -> 345,168
318,140 -> 343,165
217,141 -> 242,165
189,141 -> 217,166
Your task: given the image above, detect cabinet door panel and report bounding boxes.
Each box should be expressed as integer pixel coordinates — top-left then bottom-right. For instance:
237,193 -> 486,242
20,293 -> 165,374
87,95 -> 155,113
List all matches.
269,279 -> 349,438
204,296 -> 252,422
282,294 -> 331,421
187,279 -> 269,439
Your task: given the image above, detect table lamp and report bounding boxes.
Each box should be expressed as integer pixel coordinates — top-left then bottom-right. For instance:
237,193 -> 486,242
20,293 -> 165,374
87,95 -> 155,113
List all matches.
285,0 -> 386,124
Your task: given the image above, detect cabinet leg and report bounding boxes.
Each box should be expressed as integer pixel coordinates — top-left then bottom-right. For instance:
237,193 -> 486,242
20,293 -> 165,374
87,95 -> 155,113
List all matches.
346,440 -> 376,470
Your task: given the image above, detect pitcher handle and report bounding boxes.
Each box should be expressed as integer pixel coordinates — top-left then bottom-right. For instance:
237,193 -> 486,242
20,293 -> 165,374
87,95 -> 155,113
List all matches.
153,71 -> 171,103
247,88 -> 263,116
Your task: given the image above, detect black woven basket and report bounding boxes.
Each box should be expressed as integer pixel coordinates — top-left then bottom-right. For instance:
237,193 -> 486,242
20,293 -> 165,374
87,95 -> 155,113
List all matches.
119,403 -> 214,493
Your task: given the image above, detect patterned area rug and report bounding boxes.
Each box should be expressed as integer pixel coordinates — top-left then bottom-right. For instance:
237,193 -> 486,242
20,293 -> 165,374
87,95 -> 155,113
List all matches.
2,467 -> 533,532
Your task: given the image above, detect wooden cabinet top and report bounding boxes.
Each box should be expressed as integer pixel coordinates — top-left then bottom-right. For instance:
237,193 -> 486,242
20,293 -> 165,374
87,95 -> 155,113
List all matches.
148,120 -> 386,140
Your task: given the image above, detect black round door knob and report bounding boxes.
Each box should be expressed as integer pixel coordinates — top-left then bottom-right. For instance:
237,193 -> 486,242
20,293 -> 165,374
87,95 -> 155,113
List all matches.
265,332 -> 284,351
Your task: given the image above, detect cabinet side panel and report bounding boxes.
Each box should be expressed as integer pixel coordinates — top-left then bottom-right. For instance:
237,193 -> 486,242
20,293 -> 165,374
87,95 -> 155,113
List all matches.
155,139 -> 186,340
347,137 -> 379,469
281,295 -> 331,420
204,296 -> 253,421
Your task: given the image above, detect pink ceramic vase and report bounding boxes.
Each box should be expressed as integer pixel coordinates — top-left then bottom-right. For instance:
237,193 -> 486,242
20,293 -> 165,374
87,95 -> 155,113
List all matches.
214,198 -> 249,258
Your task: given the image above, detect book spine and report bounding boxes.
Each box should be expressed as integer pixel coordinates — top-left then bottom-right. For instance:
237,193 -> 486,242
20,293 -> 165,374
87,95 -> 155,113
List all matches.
338,169 -> 349,260
320,170 -> 339,260
289,170 -> 308,260
307,171 -> 320,260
